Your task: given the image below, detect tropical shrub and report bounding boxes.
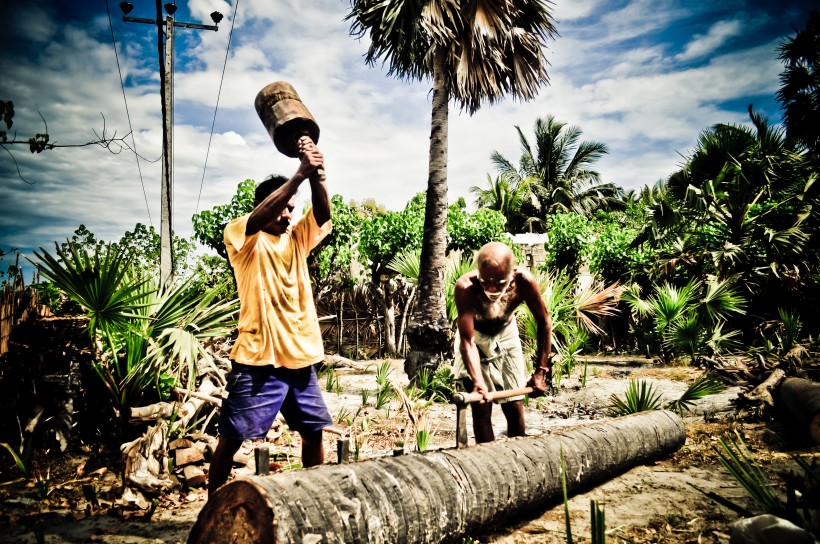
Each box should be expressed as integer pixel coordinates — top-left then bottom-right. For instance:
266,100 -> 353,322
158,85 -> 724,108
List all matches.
621,278 -> 746,363
31,241 -> 238,435
518,269 -> 621,382
542,213 -> 593,278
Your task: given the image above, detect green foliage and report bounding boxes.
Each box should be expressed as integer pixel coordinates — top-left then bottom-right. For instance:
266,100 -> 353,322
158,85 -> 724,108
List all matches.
519,268 -> 621,380
32,241 -> 144,342
31,242 -> 238,425
491,115 -> 622,234
1,440 -> 34,479
187,254 -> 236,300
635,107 -> 815,332
59,224 -> 195,279
590,499 -> 606,544
623,278 -> 745,363
543,213 -> 594,277
715,431 -> 786,518
358,196 -> 425,276
607,379 -> 663,416
587,221 -> 647,284
415,413 -> 433,452
0,248 -> 23,288
372,360 -> 394,409
30,281 -> 64,314
312,195 -> 370,286
412,365 -> 455,403
388,248 -> 475,326
447,199 -> 509,253
191,179 -> 256,260
560,442 -> 574,544
667,372 -> 725,415
118,223 -> 195,277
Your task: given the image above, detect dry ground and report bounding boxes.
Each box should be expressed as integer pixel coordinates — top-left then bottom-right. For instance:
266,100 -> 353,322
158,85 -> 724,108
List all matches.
0,356 -> 813,543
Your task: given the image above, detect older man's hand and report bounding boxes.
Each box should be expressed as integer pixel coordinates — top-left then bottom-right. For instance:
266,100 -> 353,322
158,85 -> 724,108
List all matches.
527,367 -> 552,398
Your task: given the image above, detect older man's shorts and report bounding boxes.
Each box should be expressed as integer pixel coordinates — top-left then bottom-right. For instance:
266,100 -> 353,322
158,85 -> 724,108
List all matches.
219,363 -> 333,440
452,319 -> 527,403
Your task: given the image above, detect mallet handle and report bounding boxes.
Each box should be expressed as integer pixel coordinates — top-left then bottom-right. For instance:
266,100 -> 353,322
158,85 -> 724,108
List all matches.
299,135 -> 326,182
452,386 -> 533,405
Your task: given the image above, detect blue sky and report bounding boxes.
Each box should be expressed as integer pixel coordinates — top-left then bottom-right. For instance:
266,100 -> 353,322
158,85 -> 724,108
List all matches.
0,0 -> 815,278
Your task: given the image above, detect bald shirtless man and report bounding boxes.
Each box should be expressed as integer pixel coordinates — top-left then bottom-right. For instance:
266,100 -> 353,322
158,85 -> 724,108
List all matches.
453,241 -> 553,443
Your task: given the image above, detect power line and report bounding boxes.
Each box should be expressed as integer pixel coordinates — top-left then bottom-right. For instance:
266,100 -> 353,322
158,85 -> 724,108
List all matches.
195,0 -> 241,214
104,0 -> 153,227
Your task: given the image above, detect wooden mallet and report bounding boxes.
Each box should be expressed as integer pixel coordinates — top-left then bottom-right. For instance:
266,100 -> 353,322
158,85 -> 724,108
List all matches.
254,81 -> 325,180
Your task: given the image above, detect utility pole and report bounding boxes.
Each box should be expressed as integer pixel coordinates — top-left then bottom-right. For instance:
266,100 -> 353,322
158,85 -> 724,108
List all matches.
119,2 -> 222,288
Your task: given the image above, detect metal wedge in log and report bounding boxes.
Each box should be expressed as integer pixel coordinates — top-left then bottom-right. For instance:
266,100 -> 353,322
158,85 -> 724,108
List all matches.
188,410 -> 685,544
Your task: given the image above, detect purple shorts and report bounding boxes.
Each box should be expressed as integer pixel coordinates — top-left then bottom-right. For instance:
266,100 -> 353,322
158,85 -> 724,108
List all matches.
219,363 -> 332,440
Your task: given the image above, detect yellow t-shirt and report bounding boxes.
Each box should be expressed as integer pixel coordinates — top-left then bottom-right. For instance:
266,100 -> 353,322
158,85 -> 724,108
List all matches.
224,208 -> 332,368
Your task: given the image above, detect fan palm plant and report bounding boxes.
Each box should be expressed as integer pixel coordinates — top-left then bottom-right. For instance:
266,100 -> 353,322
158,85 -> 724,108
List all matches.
32,241 -> 238,430
518,269 -> 621,382
607,379 -> 663,416
388,248 -> 474,327
624,277 -> 745,364
666,372 -> 725,415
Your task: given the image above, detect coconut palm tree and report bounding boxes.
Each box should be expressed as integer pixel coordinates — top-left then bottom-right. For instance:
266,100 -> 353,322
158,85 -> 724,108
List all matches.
469,174 -> 533,232
347,0 -> 558,378
491,115 -> 623,231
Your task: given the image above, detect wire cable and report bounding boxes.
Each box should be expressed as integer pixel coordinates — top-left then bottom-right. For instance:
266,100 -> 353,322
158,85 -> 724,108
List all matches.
195,0 -> 241,214
104,0 -> 153,227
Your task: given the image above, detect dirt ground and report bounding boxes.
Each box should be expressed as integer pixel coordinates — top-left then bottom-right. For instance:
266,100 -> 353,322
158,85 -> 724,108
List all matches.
0,356 -> 814,543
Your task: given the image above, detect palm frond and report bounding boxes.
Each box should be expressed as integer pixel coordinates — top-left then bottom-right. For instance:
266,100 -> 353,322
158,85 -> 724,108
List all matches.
387,248 -> 422,285
607,379 -> 663,416
701,277 -> 747,323
31,241 -> 145,342
715,430 -> 785,516
667,372 -> 725,415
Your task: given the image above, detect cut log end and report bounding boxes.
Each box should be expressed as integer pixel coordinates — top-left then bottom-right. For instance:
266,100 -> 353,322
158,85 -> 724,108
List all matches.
187,480 -> 274,544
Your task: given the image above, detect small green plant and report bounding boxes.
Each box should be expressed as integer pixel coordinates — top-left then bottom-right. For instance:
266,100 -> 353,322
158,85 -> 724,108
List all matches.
607,379 -> 662,416
0,416 -> 38,480
373,360 -> 395,409
590,499 -> 606,544
1,440 -> 34,479
666,372 -> 725,415
715,430 -> 785,517
414,365 -> 455,403
34,470 -> 53,500
360,388 -> 371,406
324,366 -> 341,393
335,406 -> 352,425
415,413 -> 433,452
560,442 -> 574,544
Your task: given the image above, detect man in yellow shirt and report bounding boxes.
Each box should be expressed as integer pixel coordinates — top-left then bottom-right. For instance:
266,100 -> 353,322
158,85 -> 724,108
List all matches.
208,137 -> 331,495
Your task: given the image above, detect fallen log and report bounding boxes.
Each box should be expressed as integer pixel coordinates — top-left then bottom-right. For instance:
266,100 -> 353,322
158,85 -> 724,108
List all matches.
188,410 -> 685,544
777,377 -> 820,445
128,401 -> 180,423
173,378 -> 217,433
741,368 -> 787,407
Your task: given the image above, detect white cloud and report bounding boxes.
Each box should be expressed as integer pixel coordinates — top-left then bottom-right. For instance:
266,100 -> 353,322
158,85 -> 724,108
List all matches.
676,19 -> 743,61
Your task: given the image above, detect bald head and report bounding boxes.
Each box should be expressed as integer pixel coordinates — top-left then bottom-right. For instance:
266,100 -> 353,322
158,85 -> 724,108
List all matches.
475,242 -> 515,276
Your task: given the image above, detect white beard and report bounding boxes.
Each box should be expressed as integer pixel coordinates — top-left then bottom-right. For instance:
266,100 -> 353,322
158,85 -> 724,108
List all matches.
483,289 -> 505,301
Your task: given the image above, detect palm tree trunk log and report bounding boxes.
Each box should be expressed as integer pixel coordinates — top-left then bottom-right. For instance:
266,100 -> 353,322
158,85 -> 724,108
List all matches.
778,377 -> 820,444
188,410 -> 684,544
